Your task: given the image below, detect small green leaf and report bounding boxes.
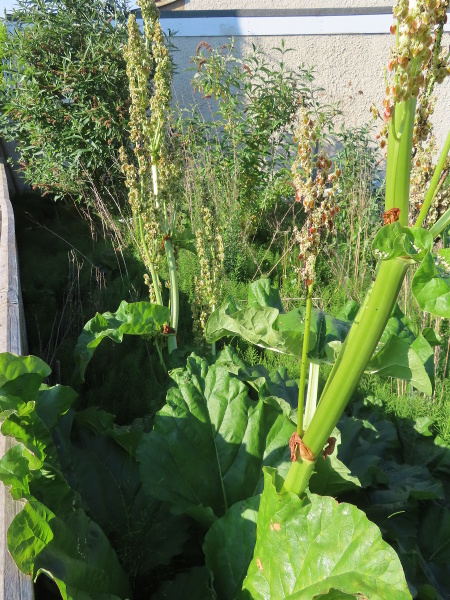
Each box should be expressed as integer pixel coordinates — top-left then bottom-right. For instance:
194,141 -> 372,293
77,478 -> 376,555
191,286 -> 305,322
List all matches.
309,429 -> 361,496
373,223 -> 433,262
241,468 -> 412,600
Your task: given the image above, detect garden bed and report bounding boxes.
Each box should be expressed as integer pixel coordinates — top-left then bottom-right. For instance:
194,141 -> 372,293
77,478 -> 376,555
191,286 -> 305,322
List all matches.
0,163 -> 34,600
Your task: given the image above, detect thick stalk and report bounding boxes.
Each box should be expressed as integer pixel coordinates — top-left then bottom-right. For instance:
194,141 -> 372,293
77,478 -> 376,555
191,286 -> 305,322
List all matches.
297,282 -> 314,436
385,98 -> 416,224
283,258 -> 409,495
415,128 -> 450,228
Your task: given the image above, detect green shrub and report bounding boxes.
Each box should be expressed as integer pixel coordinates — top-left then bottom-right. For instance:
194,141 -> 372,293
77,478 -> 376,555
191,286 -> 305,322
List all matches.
0,0 -> 130,201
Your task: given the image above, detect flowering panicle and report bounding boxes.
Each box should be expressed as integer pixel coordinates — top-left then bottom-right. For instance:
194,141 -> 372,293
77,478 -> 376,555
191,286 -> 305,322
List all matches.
119,0 -> 182,297
404,2 -> 450,222
291,105 -> 340,284
384,0 -> 449,116
192,207 -> 225,345
373,0 -> 450,148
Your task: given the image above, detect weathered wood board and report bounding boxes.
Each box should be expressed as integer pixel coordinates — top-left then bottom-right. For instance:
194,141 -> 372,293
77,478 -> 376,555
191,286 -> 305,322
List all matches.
0,164 -> 34,599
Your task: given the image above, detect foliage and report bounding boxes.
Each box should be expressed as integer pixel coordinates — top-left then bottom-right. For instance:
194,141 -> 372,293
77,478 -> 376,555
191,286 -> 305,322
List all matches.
207,278 -> 434,394
72,300 -> 171,384
185,39 -> 336,225
2,346 -> 450,598
0,0 -> 131,200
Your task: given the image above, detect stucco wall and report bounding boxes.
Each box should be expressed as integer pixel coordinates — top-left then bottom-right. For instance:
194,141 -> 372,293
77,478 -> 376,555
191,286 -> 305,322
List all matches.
184,1 -> 394,10
170,31 -> 450,154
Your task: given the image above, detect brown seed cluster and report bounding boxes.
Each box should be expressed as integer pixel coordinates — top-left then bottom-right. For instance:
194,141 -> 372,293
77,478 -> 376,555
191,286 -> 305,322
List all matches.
372,0 -> 449,151
291,105 -> 341,285
383,0 -> 450,119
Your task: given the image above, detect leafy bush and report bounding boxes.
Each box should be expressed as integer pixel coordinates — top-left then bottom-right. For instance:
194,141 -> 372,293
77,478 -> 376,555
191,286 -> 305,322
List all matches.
0,0 -> 130,200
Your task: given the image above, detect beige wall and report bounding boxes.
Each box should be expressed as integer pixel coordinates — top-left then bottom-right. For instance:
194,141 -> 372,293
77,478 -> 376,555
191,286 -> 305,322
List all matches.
184,1 -> 394,10
171,31 -> 450,153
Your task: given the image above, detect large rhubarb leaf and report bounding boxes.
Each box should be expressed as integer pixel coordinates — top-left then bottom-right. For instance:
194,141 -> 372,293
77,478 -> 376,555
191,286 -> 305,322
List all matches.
73,301 -> 170,383
8,500 -> 131,600
204,495 -> 260,600
206,279 -> 434,392
69,426 -> 190,575
241,468 -> 412,600
0,352 -> 50,389
206,278 -> 350,358
412,249 -> 450,318
137,353 -> 294,526
365,335 -> 432,395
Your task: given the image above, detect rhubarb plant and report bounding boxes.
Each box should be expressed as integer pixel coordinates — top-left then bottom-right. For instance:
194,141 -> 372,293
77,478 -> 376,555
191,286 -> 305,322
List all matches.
119,0 -> 182,354
281,0 -> 450,497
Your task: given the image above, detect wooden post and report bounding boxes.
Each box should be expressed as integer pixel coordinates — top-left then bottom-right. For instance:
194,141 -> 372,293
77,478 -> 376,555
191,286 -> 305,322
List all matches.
0,164 -> 34,599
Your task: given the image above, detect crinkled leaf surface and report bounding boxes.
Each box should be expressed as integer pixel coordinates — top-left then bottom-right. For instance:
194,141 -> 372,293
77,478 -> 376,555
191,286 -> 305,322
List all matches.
73,300 -> 170,383
241,468 -> 412,600
0,352 -> 51,389
8,500 -> 131,600
372,222 -> 433,262
137,354 -> 294,525
206,280 -> 433,390
412,251 -> 450,318
204,495 -> 260,600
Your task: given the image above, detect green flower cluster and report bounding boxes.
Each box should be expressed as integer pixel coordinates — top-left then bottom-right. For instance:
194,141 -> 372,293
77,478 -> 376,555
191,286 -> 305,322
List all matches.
192,207 -> 225,347
119,0 -> 181,303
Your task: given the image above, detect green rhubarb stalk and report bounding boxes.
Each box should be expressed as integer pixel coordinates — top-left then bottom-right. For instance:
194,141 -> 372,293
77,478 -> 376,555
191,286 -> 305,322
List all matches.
284,99 -> 416,497
297,282 -> 314,436
283,258 -> 409,495
429,205 -> 450,240
385,98 -> 416,224
151,158 -> 179,354
303,362 -> 320,430
164,237 -> 179,354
